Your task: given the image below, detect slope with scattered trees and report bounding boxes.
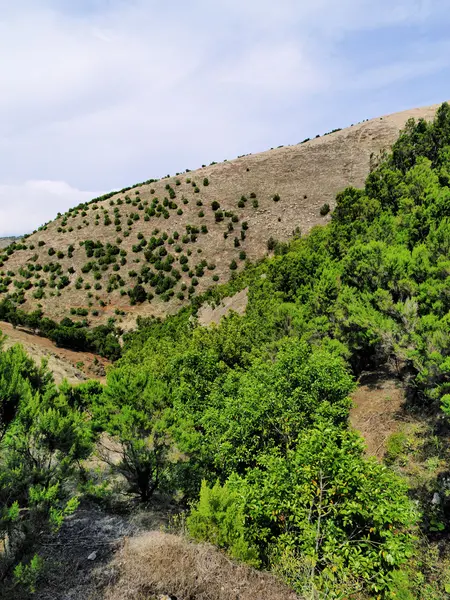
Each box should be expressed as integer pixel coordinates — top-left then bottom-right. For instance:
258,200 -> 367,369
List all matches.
0,104 -> 441,336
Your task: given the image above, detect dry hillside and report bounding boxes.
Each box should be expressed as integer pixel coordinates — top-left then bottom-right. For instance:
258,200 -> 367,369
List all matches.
0,103 -> 441,327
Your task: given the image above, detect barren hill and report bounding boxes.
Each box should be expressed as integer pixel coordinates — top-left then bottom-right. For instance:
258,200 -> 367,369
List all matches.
0,103 -> 442,328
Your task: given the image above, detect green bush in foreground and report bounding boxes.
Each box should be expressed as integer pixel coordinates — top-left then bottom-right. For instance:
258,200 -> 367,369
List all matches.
189,426 -> 417,597
0,341 -> 93,581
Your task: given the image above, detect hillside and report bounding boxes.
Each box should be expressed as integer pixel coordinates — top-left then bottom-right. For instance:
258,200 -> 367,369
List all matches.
0,236 -> 22,249
3,103 -> 450,599
0,103 -> 441,329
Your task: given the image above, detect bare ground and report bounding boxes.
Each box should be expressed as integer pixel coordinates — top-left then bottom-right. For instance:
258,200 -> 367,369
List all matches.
0,321 -> 109,384
1,505 -> 299,600
197,287 -> 248,326
350,368 -> 408,459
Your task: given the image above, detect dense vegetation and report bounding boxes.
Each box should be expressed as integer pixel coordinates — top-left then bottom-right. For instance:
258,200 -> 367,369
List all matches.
0,299 -> 121,360
3,104 -> 450,598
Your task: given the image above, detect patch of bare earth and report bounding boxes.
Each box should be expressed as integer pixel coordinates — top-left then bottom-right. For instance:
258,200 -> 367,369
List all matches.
0,321 -> 109,384
350,368 -> 408,459
197,287 -> 249,326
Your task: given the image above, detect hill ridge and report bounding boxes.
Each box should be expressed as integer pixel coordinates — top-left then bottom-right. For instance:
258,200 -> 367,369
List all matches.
0,102 -> 443,329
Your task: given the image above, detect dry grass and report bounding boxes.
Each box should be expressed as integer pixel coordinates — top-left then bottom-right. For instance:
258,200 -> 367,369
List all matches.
104,531 -> 300,600
0,103 -> 442,329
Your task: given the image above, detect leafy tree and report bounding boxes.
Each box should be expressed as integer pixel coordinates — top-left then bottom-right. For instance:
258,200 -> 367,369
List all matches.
0,343 -> 93,579
189,426 -> 417,597
94,367 -> 172,501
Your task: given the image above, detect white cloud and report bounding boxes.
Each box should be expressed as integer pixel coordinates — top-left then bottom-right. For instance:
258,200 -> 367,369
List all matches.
0,0 -> 449,235
0,181 -> 101,236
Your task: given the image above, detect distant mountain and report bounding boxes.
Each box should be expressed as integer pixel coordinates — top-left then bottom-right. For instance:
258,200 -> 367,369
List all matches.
0,236 -> 22,249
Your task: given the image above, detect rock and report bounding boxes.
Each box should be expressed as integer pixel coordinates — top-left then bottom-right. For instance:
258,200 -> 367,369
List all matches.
87,551 -> 97,561
431,492 -> 441,505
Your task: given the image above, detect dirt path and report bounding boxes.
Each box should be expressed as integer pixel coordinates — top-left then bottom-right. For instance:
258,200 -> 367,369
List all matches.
0,321 -> 109,384
350,368 -> 407,459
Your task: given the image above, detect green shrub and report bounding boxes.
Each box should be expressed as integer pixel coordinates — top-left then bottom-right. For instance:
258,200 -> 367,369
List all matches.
187,480 -> 259,565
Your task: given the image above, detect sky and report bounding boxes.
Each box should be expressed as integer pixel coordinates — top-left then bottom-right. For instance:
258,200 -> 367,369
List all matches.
1,0 -> 450,236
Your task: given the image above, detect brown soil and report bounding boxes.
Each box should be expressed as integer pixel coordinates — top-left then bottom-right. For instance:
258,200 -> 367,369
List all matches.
0,321 -> 109,384
1,103 -> 443,329
350,369 -> 407,459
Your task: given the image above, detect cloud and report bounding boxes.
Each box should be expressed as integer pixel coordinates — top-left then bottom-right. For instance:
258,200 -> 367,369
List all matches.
0,181 -> 101,236
0,0 -> 450,235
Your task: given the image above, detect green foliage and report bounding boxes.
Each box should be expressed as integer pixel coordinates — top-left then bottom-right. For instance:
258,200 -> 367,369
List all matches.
13,554 -> 44,593
3,101 -> 450,598
0,342 -> 93,579
320,202 -> 330,216
93,366 -> 172,501
187,480 -> 259,565
190,426 -> 416,596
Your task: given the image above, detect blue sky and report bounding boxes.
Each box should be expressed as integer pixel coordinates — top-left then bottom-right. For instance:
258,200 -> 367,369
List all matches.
1,0 -> 449,235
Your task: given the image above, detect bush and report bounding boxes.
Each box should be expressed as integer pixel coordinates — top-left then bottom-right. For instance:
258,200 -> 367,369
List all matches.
229,260 -> 237,270
267,237 -> 276,251
187,480 -> 259,565
94,367 -> 172,502
272,193 -> 280,202
320,203 -> 331,216
189,426 -> 416,596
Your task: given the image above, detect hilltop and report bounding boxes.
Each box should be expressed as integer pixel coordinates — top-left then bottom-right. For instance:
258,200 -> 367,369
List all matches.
0,103 -> 441,330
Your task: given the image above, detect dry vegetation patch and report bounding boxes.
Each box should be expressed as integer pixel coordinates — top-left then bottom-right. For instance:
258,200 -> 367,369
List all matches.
350,368 -> 407,459
0,321 -> 108,383
104,531 -> 300,600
